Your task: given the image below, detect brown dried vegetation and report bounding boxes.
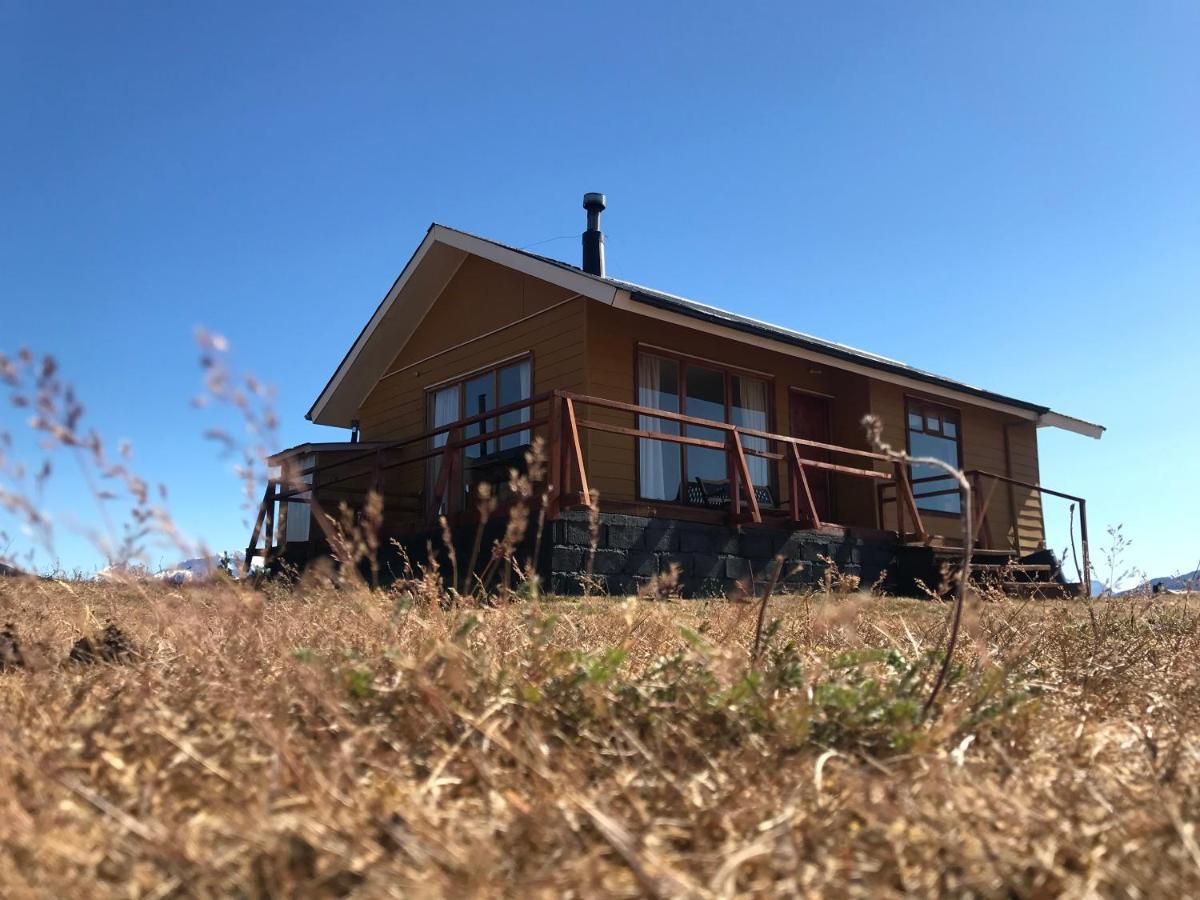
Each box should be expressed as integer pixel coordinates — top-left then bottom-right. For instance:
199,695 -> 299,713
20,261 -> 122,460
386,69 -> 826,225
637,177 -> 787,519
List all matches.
0,579 -> 1197,897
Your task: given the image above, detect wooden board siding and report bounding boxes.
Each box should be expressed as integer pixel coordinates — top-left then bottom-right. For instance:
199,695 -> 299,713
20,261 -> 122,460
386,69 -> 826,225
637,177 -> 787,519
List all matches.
1004,421 -> 1045,554
869,381 -> 1046,552
341,255 -> 1047,552
582,303 -> 880,520
353,254 -> 588,523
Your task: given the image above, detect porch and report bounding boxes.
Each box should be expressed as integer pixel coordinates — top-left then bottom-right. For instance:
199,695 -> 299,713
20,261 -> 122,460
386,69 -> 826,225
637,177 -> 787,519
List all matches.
249,390 -> 1091,593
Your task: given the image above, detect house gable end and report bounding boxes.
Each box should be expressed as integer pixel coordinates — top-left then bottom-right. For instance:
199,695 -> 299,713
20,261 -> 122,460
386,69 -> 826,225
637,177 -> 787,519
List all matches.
354,254 -> 589,440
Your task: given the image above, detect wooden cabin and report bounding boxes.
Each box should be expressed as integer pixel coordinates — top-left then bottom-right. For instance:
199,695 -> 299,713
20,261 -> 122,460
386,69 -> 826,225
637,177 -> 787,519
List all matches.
252,194 -> 1103,595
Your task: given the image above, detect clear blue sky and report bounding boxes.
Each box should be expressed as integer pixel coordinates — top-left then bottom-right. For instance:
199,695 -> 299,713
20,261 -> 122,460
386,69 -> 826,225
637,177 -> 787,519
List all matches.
1,2 -> 1197,583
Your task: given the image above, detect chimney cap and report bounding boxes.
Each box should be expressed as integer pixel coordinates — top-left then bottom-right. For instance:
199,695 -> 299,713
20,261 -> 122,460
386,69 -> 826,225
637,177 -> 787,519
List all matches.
583,192 -> 606,211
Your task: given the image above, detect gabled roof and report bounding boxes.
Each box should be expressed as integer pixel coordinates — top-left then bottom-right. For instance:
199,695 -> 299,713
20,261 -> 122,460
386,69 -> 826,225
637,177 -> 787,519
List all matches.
308,224 -> 1104,439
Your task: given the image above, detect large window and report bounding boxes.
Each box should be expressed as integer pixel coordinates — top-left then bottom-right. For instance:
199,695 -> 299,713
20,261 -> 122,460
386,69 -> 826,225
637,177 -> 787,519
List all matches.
636,350 -> 771,503
427,356 -> 532,511
906,398 -> 962,514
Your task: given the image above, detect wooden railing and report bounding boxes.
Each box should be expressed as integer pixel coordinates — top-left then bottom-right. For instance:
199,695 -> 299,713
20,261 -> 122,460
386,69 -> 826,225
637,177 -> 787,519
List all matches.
247,389 -> 945,566
557,392 -> 928,539
878,468 -> 1091,589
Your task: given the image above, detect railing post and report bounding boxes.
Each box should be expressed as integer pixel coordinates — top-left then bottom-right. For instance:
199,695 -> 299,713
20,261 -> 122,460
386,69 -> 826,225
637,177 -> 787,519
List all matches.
547,393 -> 563,518
726,432 -> 741,522
970,471 -> 998,551
788,443 -> 821,528
1079,498 -> 1092,596
563,396 -> 590,506
432,427 -> 459,520
730,430 -> 761,524
372,448 -> 385,497
788,444 -> 800,524
894,462 -> 927,543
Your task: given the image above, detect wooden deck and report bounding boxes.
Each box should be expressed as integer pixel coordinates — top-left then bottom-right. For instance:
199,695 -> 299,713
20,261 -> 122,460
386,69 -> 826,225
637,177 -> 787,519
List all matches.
248,390 -> 1091,589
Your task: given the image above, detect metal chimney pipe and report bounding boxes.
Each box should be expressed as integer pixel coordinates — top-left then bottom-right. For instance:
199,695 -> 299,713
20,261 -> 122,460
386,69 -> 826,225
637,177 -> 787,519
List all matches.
582,192 -> 606,277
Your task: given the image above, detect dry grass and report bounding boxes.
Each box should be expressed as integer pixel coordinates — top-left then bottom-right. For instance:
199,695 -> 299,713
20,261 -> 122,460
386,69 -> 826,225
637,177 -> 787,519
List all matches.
0,580 -> 1197,898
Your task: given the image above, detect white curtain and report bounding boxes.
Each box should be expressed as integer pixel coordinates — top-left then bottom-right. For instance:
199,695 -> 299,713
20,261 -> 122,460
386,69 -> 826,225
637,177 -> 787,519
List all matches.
429,386 -> 461,511
637,355 -> 666,499
734,377 -> 769,486
432,386 -> 460,446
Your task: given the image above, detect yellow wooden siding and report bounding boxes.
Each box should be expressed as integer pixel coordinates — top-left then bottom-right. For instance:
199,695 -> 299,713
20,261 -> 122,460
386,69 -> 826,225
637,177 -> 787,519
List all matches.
343,257 -> 1047,550
1005,422 -> 1045,554
869,381 -> 1045,551
582,304 -> 881,519
353,255 -> 588,524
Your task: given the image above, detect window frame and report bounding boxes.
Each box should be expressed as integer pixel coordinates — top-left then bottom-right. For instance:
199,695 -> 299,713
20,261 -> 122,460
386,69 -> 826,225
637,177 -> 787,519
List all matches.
633,345 -> 776,505
424,353 -> 534,512
904,395 -> 965,517
424,353 -> 534,439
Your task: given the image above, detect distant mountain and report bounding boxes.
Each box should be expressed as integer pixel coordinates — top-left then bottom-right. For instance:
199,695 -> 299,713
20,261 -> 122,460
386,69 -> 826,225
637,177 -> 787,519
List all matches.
1129,570 -> 1200,595
96,553 -> 249,584
1090,579 -> 1107,598
1104,571 -> 1200,600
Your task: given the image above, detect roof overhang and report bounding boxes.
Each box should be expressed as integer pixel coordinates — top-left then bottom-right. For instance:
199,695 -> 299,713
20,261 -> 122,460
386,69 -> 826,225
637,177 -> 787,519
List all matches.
614,291 -> 1103,438
612,290 -> 1048,421
267,441 -> 391,464
1037,411 -> 1105,439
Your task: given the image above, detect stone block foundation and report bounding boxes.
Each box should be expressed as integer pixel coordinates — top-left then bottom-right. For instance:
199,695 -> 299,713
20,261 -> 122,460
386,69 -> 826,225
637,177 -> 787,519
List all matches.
544,510 -> 903,597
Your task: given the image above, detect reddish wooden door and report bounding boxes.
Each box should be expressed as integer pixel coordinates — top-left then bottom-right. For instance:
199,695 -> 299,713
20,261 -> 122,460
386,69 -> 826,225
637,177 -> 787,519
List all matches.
789,392 -> 834,523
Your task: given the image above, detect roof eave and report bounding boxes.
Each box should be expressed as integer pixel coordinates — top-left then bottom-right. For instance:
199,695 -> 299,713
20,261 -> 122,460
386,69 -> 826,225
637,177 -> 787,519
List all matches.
1037,411 -> 1105,440
624,290 -> 1050,418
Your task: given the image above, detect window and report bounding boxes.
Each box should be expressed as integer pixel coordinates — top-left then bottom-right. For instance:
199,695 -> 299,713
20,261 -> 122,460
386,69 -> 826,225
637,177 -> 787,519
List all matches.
426,357 -> 532,511
636,350 -> 771,503
906,398 -> 962,514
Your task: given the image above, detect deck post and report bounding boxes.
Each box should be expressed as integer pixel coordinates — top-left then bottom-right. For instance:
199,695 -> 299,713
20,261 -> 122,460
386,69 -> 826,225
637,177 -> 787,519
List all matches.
244,479 -> 274,577
276,480 -> 288,558
262,479 -> 276,568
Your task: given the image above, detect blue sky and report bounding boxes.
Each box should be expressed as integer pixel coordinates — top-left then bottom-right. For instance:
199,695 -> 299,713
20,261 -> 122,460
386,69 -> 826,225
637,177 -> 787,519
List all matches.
1,2 -> 1197,582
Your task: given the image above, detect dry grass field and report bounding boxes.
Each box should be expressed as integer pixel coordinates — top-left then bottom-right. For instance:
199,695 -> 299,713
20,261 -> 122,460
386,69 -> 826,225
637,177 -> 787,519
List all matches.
0,577 -> 1197,898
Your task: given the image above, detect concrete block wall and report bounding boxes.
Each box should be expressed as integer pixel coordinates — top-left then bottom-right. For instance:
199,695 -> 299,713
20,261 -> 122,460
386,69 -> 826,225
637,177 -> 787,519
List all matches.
301,509 -> 907,598
545,510 -> 900,597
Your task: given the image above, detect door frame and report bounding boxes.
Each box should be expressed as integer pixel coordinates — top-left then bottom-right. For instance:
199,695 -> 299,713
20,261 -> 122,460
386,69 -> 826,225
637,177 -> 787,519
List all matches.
787,386 -> 836,523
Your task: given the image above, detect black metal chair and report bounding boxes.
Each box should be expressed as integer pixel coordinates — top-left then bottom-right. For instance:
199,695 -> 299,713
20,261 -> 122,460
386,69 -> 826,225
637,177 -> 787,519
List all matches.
686,477 -> 775,510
